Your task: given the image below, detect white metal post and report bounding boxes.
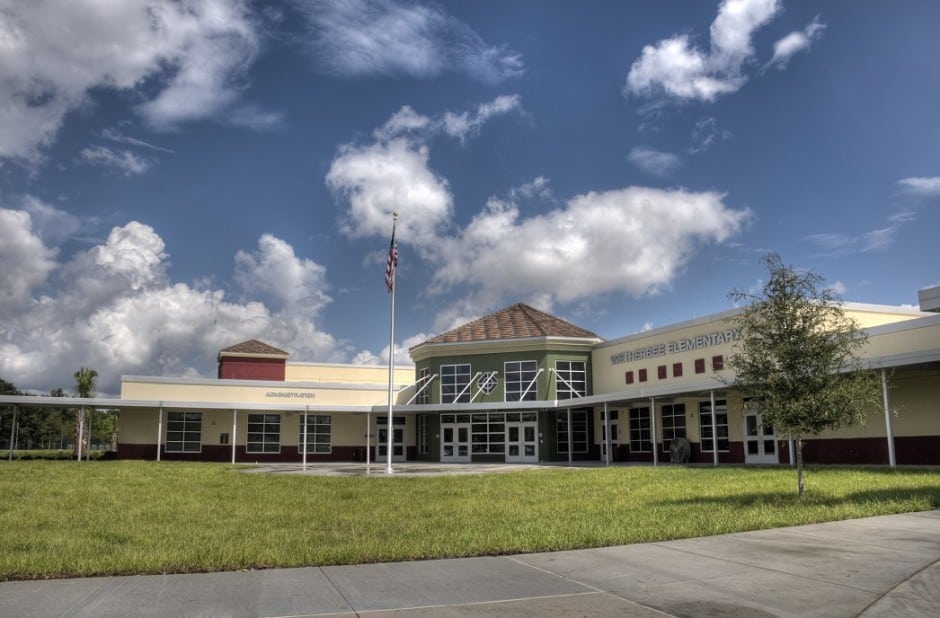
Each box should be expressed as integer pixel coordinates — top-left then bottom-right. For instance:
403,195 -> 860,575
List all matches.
77,407 -> 84,462
366,411 -> 371,468
8,406 -> 17,461
156,405 -> 163,462
231,409 -> 237,465
604,402 -> 610,466
650,397 -> 658,467
567,407 -> 573,466
302,407 -> 308,471
710,390 -> 718,466
882,369 -> 896,468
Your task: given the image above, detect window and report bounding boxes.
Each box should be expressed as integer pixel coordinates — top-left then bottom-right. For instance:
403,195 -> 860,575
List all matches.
556,409 -> 588,453
416,367 -> 431,405
660,403 -> 687,453
695,358 -> 706,374
219,433 -> 229,446
712,355 -> 724,371
555,360 -> 586,398
657,365 -> 667,379
672,362 -> 683,377
417,414 -> 429,455
166,412 -> 201,452
441,364 -> 472,403
629,407 -> 652,452
247,414 -> 280,453
625,371 -> 634,384
298,414 -> 331,454
505,360 -> 538,401
638,368 -> 648,382
471,412 -> 506,454
699,400 -> 729,452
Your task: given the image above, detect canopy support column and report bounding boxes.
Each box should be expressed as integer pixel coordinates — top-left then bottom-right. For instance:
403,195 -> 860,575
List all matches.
710,390 -> 718,466
231,409 -> 237,465
567,407 -> 573,466
302,407 -> 308,471
156,405 -> 163,462
650,397 -> 658,467
8,406 -> 17,461
603,402 -> 610,467
882,369 -> 896,468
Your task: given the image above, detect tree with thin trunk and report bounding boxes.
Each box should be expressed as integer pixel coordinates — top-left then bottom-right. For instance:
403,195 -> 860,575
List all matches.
74,367 -> 98,459
728,253 -> 881,499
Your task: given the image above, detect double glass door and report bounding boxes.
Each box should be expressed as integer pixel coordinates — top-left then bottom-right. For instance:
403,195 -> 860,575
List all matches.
377,421 -> 405,462
743,411 -> 778,464
441,422 -> 471,462
505,421 -> 538,463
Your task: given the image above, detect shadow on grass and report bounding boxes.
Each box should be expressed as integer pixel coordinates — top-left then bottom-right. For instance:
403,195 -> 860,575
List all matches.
651,485 -> 940,509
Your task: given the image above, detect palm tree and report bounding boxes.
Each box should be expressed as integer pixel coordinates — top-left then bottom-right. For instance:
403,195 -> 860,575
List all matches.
74,367 -> 98,460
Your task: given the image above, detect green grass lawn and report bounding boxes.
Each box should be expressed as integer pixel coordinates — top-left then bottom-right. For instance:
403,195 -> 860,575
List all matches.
0,461 -> 937,580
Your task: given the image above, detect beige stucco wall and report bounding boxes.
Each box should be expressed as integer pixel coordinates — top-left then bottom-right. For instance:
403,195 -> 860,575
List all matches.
286,363 -> 413,385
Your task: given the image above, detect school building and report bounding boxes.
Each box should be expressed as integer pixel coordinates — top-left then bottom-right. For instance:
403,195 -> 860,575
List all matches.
3,289 -> 939,466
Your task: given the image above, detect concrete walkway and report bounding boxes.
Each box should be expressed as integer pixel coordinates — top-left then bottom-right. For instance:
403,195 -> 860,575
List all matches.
2,510 -> 938,617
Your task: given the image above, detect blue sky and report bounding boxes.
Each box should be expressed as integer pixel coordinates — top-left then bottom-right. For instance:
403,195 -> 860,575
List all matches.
1,0 -> 938,394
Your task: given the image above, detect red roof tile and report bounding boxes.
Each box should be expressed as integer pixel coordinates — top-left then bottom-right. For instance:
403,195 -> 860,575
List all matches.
419,304 -> 600,345
218,340 -> 289,357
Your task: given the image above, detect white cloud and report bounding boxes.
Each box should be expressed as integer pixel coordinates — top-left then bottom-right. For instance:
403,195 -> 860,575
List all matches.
626,0 -> 781,102
805,226 -> 898,256
440,95 -> 522,143
327,138 -> 453,251
898,177 -> 940,198
628,147 -> 682,177
0,0 -> 262,161
102,129 -> 176,154
689,117 -> 732,153
0,215 -> 344,393
430,187 -> 751,308
80,146 -> 153,176
0,208 -> 58,312
295,0 -> 523,83
20,196 -> 87,246
765,16 -> 826,70
352,332 -> 428,367
234,234 -> 331,311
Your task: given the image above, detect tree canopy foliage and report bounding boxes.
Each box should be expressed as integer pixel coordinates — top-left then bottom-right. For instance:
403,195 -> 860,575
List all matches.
728,253 -> 882,497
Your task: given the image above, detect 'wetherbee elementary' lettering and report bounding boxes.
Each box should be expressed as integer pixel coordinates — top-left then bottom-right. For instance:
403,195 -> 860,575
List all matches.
610,329 -> 740,365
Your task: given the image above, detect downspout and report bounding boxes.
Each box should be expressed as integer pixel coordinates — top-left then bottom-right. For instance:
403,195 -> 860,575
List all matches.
882,369 -> 896,468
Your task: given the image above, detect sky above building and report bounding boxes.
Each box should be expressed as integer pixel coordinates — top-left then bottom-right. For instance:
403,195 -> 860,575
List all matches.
1,0 -> 938,395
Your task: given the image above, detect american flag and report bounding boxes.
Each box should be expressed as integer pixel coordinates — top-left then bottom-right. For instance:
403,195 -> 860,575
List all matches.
385,223 -> 398,293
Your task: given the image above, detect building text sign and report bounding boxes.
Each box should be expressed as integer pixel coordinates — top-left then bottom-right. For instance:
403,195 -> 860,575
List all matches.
610,329 -> 740,365
265,391 -> 317,399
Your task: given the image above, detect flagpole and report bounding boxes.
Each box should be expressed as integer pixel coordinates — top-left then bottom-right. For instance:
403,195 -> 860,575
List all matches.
386,212 -> 398,474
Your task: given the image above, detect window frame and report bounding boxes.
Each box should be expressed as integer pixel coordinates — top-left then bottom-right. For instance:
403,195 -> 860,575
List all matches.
504,360 -> 539,402
699,399 -> 730,453
629,407 -> 652,453
165,411 -> 202,453
660,403 -> 687,453
298,414 -> 331,454
555,360 -> 587,399
247,413 -> 281,454
556,409 -> 589,454
440,363 -> 472,404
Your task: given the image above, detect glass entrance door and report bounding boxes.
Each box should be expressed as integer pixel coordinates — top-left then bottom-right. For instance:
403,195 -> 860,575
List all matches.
505,421 -> 538,463
377,425 -> 406,462
600,410 -> 618,460
743,412 -> 778,464
441,422 -> 471,462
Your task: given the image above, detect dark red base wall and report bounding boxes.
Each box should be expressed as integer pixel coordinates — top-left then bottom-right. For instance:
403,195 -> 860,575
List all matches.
802,436 -> 940,466
118,444 -> 418,463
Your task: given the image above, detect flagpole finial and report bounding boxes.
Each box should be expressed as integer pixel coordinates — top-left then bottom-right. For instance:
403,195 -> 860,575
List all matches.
392,211 -> 398,220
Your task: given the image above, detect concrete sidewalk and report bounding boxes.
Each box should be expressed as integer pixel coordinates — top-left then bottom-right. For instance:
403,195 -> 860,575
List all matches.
2,511 -> 938,617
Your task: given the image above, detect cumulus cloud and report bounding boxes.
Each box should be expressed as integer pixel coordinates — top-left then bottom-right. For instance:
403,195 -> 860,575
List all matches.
0,214 -> 343,393
625,0 -> 781,102
327,138 -> 454,251
80,146 -> 153,176
0,0 -> 262,161
20,196 -> 87,246
295,0 -> 523,83
628,147 -> 682,177
328,97 -> 521,252
431,187 -> 751,309
765,16 -> 826,71
898,177 -> 940,198
234,234 -> 331,311
352,332 -> 429,367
